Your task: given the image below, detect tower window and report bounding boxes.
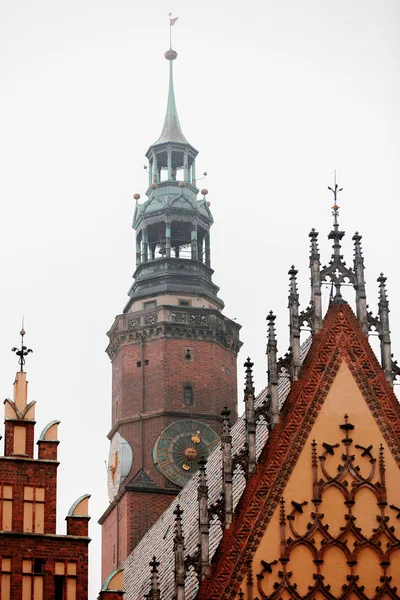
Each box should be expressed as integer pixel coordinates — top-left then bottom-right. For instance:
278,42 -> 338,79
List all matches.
184,386 -> 194,406
179,299 -> 191,307
143,300 -> 156,309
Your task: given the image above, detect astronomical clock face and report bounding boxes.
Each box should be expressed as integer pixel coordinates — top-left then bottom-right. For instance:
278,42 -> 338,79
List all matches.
107,432 -> 133,502
153,420 -> 220,487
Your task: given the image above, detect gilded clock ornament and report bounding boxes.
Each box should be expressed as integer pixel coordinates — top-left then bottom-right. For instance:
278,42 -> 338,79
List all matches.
153,420 -> 220,487
107,432 -> 133,502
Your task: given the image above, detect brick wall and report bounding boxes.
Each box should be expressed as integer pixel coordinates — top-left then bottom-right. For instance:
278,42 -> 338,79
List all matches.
0,457 -> 58,534
0,534 -> 89,599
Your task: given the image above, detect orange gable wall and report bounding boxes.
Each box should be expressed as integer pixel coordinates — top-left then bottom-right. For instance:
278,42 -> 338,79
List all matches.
239,360 -> 400,599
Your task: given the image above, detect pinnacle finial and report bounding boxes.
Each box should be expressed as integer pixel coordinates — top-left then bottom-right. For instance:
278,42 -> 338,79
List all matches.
378,273 -> 388,304
267,311 -> 276,342
244,358 -> 254,394
288,265 -> 299,301
11,324 -> 33,372
352,231 -> 363,262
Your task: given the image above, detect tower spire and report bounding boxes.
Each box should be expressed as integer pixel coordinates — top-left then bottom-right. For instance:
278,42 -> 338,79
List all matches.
152,47 -> 188,146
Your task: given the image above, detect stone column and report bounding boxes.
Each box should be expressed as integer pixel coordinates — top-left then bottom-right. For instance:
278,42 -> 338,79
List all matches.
141,227 -> 148,263
184,152 -> 189,182
136,234 -> 141,267
165,223 -> 171,258
153,155 -> 158,184
167,148 -> 172,180
191,158 -> 196,185
205,232 -> 211,267
191,224 -> 198,260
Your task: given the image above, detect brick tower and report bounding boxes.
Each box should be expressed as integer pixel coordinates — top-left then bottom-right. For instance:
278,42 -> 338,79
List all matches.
0,330 -> 90,600
99,44 -> 242,581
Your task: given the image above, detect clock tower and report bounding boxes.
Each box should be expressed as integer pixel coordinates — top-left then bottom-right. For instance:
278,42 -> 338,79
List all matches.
99,45 -> 242,581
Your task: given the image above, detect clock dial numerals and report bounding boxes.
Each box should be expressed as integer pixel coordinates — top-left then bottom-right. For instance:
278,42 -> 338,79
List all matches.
153,420 -> 220,487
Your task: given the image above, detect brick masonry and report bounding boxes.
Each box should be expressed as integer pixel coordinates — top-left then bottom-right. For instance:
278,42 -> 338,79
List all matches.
1,373 -> 90,600
100,307 -> 241,583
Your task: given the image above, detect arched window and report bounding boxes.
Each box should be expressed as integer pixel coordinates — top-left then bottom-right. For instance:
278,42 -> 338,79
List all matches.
184,386 -> 194,406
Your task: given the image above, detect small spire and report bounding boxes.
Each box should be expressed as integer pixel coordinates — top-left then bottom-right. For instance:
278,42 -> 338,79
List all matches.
149,557 -> 161,599
243,362 -> 257,477
377,273 -> 393,384
244,357 -> 255,395
353,232 -> 368,333
267,312 -> 279,427
288,266 -> 301,380
11,325 -> 33,372
197,458 -> 210,579
309,228 -> 320,261
152,47 -> 188,146
173,504 -> 185,600
221,407 -> 234,527
309,229 -> 322,333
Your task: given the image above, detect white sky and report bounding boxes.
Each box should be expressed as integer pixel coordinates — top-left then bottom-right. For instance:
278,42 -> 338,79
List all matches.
1,1 -> 399,597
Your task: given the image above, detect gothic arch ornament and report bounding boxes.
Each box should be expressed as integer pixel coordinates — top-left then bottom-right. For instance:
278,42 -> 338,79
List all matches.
251,416 -> 400,600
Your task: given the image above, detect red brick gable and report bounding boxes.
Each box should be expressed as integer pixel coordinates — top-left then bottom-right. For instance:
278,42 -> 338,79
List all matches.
197,302 -> 400,600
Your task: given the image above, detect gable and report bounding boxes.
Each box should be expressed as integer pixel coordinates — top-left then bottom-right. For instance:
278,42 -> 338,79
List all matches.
199,303 -> 400,599
239,360 -> 400,598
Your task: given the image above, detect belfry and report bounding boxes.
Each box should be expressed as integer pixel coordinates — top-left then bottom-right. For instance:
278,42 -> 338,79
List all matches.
99,42 -> 242,582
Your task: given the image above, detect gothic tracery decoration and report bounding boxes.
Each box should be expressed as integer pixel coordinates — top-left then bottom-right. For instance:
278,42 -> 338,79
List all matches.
251,416 -> 400,600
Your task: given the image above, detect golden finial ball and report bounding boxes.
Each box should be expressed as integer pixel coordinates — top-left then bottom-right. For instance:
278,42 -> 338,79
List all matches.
206,201 -> 211,207
133,193 -> 141,201
201,188 -> 208,196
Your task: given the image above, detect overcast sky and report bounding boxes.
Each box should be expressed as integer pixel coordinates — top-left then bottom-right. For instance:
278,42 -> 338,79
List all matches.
1,1 -> 399,596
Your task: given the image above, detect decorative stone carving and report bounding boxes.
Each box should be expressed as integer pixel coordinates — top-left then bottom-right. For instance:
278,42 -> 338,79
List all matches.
171,312 -> 187,324
144,312 -> 158,326
127,316 -> 141,330
190,314 -> 206,325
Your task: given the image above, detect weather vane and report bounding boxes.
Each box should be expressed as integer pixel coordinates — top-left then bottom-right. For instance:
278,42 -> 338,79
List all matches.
169,13 -> 179,49
11,320 -> 33,372
328,170 -> 343,221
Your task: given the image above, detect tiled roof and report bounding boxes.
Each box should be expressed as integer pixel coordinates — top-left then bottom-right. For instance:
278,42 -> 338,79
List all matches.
123,338 -> 312,599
